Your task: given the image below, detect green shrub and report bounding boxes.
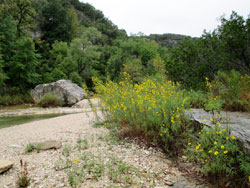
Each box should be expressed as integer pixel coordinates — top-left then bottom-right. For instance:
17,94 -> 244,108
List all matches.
94,75 -> 190,155
211,70 -> 250,112
0,93 -> 33,106
70,72 -> 82,86
186,125 -> 250,187
188,90 -> 207,108
37,93 -> 62,108
0,95 -> 11,105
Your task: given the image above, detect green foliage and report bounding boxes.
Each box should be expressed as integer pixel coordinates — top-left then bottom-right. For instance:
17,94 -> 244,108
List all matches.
186,125 -> 250,187
69,72 -> 82,86
37,93 -> 62,108
166,12 -> 250,90
0,16 -> 17,63
204,96 -> 224,112
25,143 -> 34,153
211,70 -> 250,111
94,76 -> 190,154
218,11 -> 250,71
8,37 -> 40,89
0,94 -> 33,106
0,54 -> 7,86
41,0 -> 77,43
122,59 -> 144,83
49,68 -> 67,82
188,90 -> 207,108
2,0 -> 36,36
62,145 -> 72,157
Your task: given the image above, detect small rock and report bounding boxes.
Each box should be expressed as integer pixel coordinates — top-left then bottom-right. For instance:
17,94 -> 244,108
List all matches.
164,177 -> 175,186
181,156 -> 187,161
165,180 -> 174,186
32,140 -> 62,151
0,159 -> 14,174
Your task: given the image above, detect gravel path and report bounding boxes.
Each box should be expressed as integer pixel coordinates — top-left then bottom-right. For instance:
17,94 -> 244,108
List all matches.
0,108 -> 207,188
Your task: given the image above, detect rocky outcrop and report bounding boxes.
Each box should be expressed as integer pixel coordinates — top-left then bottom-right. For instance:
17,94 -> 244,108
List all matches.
30,80 -> 85,106
0,160 -> 14,174
186,109 -> 250,154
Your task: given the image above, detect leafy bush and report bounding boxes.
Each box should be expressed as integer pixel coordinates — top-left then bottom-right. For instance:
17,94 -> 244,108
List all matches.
186,124 -> 250,187
0,94 -> 33,106
37,93 -> 62,108
188,90 -> 207,108
94,75 -> 190,154
70,72 -> 82,86
211,70 -> 250,112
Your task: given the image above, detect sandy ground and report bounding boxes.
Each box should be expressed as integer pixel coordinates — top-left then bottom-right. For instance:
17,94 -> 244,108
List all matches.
0,107 -> 207,188
0,111 -> 102,187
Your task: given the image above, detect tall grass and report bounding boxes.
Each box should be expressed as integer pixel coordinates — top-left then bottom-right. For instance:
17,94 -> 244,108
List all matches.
37,93 -> 62,108
0,94 -> 33,106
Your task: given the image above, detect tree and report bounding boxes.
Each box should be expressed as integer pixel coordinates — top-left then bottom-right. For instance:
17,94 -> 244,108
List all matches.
0,16 -> 17,63
8,37 -> 40,88
70,28 -> 101,84
0,52 -> 7,86
122,58 -> 144,83
218,11 -> 250,72
41,0 -> 78,44
0,0 -> 36,36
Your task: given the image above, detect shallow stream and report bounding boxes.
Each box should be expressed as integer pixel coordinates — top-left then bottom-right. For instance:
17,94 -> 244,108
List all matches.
0,113 -> 67,129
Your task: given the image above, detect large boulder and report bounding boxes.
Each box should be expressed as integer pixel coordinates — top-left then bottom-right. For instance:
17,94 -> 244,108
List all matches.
30,80 -> 85,106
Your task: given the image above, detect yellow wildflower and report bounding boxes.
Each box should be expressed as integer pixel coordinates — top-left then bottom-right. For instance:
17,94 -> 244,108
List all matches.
223,129 -> 227,132
196,144 -> 201,150
208,150 -> 212,153
214,141 -> 217,145
221,145 -> 225,149
188,143 -> 191,146
216,122 -> 220,125
226,137 -> 229,140
224,151 -> 228,154
202,119 -> 206,122
214,151 -> 219,156
226,117 -> 230,121
232,136 -> 236,139
74,158 -> 78,163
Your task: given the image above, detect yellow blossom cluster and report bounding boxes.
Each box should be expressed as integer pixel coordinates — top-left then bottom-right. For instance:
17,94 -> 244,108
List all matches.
93,75 -> 189,146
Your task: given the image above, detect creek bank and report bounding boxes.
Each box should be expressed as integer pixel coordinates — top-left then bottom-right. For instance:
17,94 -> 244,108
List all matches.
0,99 -> 99,118
0,111 -> 206,188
